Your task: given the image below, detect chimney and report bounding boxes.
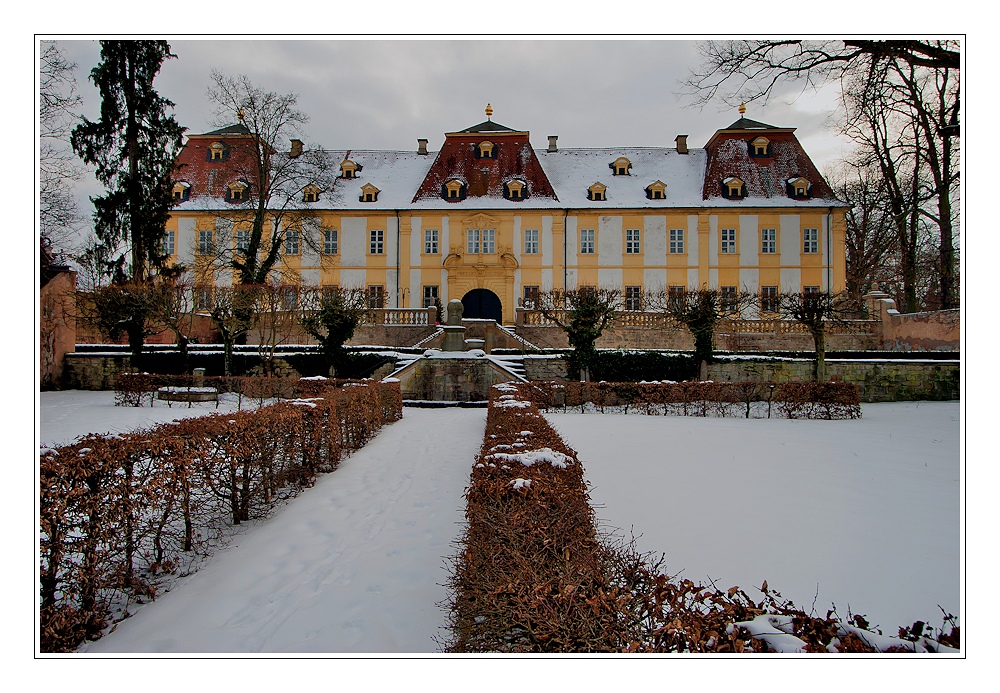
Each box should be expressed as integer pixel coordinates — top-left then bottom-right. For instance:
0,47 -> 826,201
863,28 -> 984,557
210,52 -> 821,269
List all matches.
417,138 -> 428,155
675,135 -> 688,155
290,139 -> 304,158
547,135 -> 558,153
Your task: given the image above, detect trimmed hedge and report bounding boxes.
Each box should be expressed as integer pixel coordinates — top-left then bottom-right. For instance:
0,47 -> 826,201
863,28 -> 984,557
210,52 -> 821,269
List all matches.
39,378 -> 402,652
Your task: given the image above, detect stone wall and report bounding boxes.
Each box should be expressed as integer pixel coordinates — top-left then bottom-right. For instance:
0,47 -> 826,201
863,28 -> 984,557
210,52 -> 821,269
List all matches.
63,353 -> 135,391
525,355 -> 958,403
393,356 -> 520,402
867,293 -> 961,351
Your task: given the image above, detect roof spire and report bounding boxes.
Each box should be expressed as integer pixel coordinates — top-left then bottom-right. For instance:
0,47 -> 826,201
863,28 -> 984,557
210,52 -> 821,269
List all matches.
485,103 -> 493,120
739,103 -> 747,116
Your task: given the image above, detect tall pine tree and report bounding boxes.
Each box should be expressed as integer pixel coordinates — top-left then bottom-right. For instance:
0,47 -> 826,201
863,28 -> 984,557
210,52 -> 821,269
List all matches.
72,41 -> 185,361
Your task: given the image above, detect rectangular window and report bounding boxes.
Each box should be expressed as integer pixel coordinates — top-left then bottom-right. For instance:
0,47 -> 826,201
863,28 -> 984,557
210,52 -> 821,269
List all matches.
467,229 -> 480,254
720,286 -> 738,313
424,229 -> 438,254
625,286 -> 643,311
194,286 -> 213,311
322,285 -> 340,301
323,229 -> 338,255
626,228 -> 641,254
280,286 -> 298,310
523,285 -> 539,308
367,285 -> 385,309
761,228 -> 776,254
760,286 -> 778,314
161,230 -> 175,256
668,285 -> 686,311
370,229 -> 384,255
284,230 -> 300,255
197,229 -> 213,255
524,229 -> 539,254
482,229 -> 495,254
235,229 -> 250,253
669,228 -> 684,254
803,228 -> 819,254
721,228 -> 737,254
422,285 -> 439,309
580,229 -> 595,254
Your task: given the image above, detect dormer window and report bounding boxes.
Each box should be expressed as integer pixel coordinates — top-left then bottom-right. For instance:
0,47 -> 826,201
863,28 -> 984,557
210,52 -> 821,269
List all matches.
749,136 -> 771,157
360,183 -> 380,203
340,160 -> 360,179
443,179 -> 467,202
477,140 -> 497,159
172,181 -> 191,202
504,179 -> 527,201
226,181 -> 249,203
302,184 -> 322,203
787,177 -> 811,199
610,156 -> 632,176
587,182 -> 607,201
208,141 -> 228,161
722,177 -> 745,199
645,180 -> 667,200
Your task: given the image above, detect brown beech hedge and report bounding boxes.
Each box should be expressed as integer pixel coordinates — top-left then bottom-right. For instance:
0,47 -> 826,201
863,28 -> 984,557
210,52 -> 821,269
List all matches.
443,383 -> 957,653
39,378 -> 401,653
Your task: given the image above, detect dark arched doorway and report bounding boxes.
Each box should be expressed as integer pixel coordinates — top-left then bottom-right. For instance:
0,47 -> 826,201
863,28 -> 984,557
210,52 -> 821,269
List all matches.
462,288 -> 502,323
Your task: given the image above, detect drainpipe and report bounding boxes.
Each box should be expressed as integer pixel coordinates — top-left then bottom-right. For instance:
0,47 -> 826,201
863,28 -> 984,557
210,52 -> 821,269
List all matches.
827,206 -> 833,294
563,209 -> 569,291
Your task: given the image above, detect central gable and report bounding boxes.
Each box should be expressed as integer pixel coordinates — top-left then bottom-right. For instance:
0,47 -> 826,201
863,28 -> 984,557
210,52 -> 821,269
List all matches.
413,112 -> 558,203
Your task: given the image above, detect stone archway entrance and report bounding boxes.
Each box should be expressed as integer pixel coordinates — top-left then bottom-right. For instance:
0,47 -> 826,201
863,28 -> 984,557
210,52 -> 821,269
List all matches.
461,288 -> 502,323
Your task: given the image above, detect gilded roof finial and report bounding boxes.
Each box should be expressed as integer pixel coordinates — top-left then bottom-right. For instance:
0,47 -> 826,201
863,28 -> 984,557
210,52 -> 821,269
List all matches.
485,103 -> 493,120
738,103 -> 746,116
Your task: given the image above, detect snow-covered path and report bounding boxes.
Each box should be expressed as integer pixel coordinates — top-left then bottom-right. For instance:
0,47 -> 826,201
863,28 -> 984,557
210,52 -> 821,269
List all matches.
80,406 -> 485,654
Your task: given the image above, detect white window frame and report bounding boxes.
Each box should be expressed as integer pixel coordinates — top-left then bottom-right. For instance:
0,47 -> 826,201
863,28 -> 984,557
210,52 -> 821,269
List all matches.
235,229 -> 250,253
284,229 -> 300,255
803,228 -> 819,254
761,228 -> 776,254
669,228 -> 684,254
760,286 -> 778,314
161,230 -> 175,256
467,229 -> 481,254
721,228 -> 737,254
580,229 -> 595,254
422,285 -> 439,309
482,229 -> 496,254
624,285 -> 643,311
524,228 -> 539,254
370,229 -> 384,255
323,229 -> 338,255
424,229 -> 438,255
197,229 -> 213,255
625,228 -> 641,254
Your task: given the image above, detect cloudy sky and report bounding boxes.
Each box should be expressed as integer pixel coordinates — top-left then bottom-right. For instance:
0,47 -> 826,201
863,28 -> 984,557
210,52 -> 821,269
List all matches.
50,37 -> 852,234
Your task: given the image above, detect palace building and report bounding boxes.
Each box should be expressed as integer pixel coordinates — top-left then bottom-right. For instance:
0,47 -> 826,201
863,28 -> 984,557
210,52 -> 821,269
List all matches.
165,104 -> 847,325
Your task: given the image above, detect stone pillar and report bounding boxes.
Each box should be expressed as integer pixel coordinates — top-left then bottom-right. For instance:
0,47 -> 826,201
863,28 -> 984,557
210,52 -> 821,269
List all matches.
441,299 -> 467,351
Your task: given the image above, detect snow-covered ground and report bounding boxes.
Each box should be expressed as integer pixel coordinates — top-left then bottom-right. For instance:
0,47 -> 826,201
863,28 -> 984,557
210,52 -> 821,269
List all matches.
41,393 -> 486,654
37,392 -> 960,657
545,402 -> 961,636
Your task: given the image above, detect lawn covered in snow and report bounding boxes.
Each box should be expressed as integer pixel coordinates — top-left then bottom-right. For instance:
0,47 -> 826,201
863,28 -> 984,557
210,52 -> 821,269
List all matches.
545,402 -> 961,636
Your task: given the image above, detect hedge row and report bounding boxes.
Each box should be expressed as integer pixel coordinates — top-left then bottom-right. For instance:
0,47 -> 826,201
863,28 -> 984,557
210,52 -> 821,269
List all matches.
526,380 -> 862,420
443,383 -> 957,653
39,379 -> 402,653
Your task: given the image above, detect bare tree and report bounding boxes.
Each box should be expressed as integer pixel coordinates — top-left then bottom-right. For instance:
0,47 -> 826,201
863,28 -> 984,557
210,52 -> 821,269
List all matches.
687,39 -> 960,312
204,284 -> 260,376
775,290 -> 855,382
684,40 -> 960,108
202,72 -> 336,288
251,282 -> 300,376
830,161 -> 899,310
39,41 -> 84,256
155,277 -> 199,373
649,287 -> 753,377
535,288 -> 621,381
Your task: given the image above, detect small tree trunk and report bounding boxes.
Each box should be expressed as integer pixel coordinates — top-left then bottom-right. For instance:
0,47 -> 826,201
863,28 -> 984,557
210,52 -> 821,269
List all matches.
813,327 -> 827,382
